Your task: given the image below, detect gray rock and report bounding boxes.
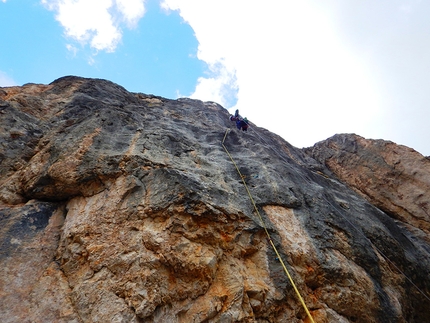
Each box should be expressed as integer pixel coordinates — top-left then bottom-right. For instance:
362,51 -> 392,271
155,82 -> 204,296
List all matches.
0,76 -> 429,323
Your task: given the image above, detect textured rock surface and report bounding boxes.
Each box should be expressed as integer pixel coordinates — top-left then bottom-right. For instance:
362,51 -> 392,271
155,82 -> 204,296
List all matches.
306,134 -> 430,240
1,76 -> 429,322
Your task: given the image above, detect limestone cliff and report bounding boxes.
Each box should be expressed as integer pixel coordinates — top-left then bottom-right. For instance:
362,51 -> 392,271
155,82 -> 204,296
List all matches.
1,76 -> 429,323
306,134 -> 430,242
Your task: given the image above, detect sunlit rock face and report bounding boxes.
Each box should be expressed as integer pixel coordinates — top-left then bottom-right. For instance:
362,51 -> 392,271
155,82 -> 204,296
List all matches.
1,76 -> 429,323
306,134 -> 430,241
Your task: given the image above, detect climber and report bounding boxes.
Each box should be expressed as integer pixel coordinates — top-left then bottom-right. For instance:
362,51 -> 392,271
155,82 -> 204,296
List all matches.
229,109 -> 249,131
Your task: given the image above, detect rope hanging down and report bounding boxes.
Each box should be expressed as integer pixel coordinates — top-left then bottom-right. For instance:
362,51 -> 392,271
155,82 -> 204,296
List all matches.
246,122 -> 430,304
221,129 -> 316,323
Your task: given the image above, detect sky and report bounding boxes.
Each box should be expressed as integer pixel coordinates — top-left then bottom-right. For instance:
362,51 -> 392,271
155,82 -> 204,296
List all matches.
1,0 -> 429,156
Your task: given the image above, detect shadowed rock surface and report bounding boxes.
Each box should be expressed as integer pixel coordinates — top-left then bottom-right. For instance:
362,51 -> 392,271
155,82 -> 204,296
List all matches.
1,76 -> 429,323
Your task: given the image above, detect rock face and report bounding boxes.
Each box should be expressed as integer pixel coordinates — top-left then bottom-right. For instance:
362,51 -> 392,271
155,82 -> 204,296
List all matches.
306,134 -> 430,241
1,76 -> 429,323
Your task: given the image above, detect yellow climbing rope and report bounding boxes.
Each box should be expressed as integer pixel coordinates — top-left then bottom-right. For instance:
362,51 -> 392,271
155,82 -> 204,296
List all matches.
222,129 -> 316,323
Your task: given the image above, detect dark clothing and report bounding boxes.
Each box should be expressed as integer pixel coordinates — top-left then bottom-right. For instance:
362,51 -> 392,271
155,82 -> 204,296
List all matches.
236,120 -> 248,131
230,110 -> 248,131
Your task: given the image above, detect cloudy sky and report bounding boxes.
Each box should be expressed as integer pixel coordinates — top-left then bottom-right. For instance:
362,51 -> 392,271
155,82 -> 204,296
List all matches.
1,0 -> 429,156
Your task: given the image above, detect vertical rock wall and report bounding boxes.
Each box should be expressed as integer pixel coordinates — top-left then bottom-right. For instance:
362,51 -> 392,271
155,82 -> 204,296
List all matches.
1,77 -> 429,322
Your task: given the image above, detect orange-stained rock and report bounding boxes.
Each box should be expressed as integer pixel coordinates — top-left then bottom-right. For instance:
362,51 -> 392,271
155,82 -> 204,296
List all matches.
307,134 -> 430,238
1,77 -> 429,322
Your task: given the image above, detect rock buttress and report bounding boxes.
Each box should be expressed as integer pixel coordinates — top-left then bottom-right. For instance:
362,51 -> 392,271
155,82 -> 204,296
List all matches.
1,76 -> 429,323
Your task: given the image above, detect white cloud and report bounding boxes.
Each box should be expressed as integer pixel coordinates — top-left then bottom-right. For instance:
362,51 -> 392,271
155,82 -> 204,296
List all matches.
161,0 -> 239,108
0,71 -> 17,87
190,61 -> 238,107
115,0 -> 146,28
66,43 -> 78,56
39,0 -> 430,155
161,0 -> 381,147
41,0 -> 146,52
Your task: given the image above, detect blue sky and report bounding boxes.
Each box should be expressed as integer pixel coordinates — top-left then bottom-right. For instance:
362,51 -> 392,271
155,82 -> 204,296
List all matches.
0,0 -> 206,99
1,0 -> 430,156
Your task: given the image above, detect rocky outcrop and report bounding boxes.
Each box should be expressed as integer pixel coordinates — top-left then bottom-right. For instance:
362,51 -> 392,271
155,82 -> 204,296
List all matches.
1,76 -> 429,323
306,134 -> 430,241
